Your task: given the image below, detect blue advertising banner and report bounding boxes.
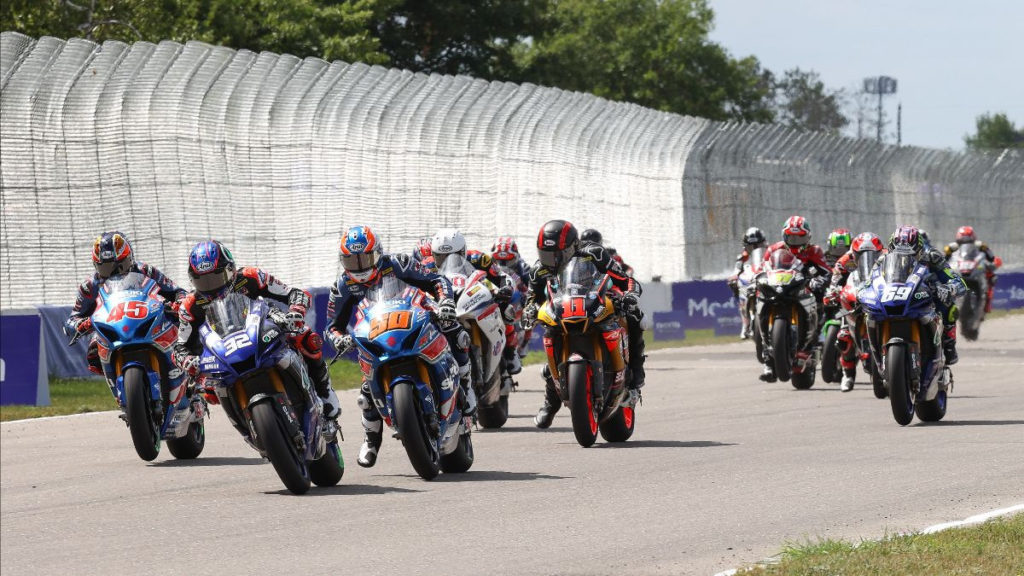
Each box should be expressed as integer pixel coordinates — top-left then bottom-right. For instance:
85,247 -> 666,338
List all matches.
1,310 -> 50,406
991,272 -> 1024,310
669,279 -> 740,335
652,310 -> 687,341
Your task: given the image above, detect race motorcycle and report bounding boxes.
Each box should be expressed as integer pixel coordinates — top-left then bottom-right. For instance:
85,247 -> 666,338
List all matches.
737,246 -> 765,360
820,252 -> 880,392
199,293 -> 343,494
947,243 -> 992,341
495,262 -> 534,362
536,257 -> 635,448
858,248 -> 952,425
68,272 -> 205,462
755,250 -> 818,389
437,253 -> 511,428
351,275 -> 473,480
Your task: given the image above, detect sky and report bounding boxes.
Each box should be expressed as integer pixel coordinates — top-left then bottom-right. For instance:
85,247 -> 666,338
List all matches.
708,0 -> 1023,150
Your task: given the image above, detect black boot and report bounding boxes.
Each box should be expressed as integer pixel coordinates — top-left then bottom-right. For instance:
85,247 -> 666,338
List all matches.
534,366 -> 561,429
942,325 -> 959,366
628,321 -> 646,389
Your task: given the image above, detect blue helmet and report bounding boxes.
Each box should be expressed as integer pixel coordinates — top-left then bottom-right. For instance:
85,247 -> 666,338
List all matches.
91,231 -> 134,279
188,240 -> 236,296
340,226 -> 382,284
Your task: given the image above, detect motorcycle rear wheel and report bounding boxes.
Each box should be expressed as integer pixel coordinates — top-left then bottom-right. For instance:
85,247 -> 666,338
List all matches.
309,440 -> 345,487
771,319 -> 792,383
820,324 -> 840,384
251,401 -> 311,494
440,431 -> 474,473
886,345 -> 915,426
568,362 -> 599,448
477,395 -> 508,429
124,366 -> 160,462
166,420 -> 204,460
393,382 -> 441,480
599,405 -> 635,443
872,365 -> 887,399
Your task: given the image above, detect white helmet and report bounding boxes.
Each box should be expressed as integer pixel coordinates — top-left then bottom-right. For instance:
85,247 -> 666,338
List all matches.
431,228 -> 466,269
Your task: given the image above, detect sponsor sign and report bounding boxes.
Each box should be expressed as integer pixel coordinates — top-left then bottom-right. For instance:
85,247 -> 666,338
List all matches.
0,310 -> 50,406
991,272 -> 1024,310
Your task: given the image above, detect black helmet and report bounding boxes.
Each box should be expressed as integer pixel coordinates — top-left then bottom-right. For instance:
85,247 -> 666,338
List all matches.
743,227 -> 766,247
580,228 -> 603,245
537,219 -> 579,272
91,231 -> 135,279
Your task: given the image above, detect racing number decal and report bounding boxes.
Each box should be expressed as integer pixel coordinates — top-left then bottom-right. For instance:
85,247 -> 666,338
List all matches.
223,333 -> 252,355
107,301 -> 148,322
562,297 -> 586,318
880,286 -> 912,303
369,310 -> 413,339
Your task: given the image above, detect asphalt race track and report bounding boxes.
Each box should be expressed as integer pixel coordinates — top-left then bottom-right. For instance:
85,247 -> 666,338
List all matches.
2,316 -> 1022,576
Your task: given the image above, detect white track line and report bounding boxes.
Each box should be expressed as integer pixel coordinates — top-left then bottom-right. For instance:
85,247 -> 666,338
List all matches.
712,503 -> 1024,576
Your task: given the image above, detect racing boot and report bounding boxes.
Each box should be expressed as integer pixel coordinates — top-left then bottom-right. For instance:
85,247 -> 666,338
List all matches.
357,417 -> 383,468
534,365 -> 561,429
628,323 -> 646,390
759,363 -> 777,383
503,346 -> 522,375
840,367 -> 856,392
942,324 -> 959,366
458,362 -> 477,417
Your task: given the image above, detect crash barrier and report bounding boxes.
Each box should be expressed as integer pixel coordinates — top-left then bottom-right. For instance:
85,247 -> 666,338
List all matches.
2,31 -> 1022,311
21,273 -> 1024,385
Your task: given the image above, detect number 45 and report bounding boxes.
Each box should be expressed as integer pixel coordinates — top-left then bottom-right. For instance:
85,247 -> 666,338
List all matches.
880,286 -> 912,303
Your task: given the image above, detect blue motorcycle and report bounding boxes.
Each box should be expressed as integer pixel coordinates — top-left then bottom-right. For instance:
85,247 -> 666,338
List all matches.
69,272 -> 205,462
199,293 -> 343,494
858,248 -> 951,425
351,275 -> 473,480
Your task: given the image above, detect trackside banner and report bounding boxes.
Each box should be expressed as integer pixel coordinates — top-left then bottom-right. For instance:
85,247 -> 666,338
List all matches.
0,310 -> 50,406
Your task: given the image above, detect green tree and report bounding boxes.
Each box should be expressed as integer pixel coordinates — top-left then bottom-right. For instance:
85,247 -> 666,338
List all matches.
374,0 -> 544,78
516,0 -> 774,122
772,68 -> 849,134
964,113 -> 1024,150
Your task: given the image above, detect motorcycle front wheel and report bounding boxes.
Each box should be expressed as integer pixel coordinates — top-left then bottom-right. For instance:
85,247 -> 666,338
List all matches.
886,345 -> 915,426
771,317 -> 792,383
568,362 -> 599,447
820,324 -> 840,384
124,366 -> 160,462
393,382 -> 441,480
251,401 -> 310,494
166,420 -> 204,460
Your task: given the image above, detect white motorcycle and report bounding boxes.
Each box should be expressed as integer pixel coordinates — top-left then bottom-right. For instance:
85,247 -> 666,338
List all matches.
437,253 -> 511,428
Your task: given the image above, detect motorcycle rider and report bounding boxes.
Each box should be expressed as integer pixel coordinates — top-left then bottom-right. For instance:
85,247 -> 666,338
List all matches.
825,228 -> 852,268
727,227 -> 768,339
432,229 -> 523,377
758,216 -> 832,382
882,225 -> 967,365
824,232 -> 885,392
943,226 -> 1000,313
325,226 -> 475,468
172,240 -> 341,433
492,236 -> 536,359
524,219 -> 646,429
65,231 -> 186,390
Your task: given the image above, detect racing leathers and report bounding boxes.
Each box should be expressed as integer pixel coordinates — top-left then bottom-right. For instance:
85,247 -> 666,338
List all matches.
325,253 -> 474,467
758,242 -> 832,378
172,267 -> 336,431
526,241 -> 645,426
877,247 -> 967,364
944,239 -> 999,313
66,262 -> 185,378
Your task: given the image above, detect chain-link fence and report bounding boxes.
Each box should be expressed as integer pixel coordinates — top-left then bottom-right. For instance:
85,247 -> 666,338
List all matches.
2,32 -> 1021,309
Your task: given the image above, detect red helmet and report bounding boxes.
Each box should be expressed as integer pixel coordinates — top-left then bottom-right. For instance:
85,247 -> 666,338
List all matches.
491,236 -> 520,264
782,216 -> 811,247
851,232 -> 884,254
956,226 -> 976,244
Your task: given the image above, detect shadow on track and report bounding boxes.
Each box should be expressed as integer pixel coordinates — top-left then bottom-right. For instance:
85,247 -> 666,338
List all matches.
152,456 -> 265,467
477,425 -> 572,433
429,470 -> 572,483
927,419 -> 1024,427
594,440 -> 736,449
264,483 -> 423,496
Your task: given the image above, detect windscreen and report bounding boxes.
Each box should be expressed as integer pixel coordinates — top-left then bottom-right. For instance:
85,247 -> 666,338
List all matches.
882,249 -> 917,284
101,271 -> 148,294
438,252 -> 476,280
747,247 -> 765,271
957,243 -> 980,261
768,249 -> 800,271
363,274 -> 410,307
557,257 -> 601,295
206,293 -> 251,337
856,251 -> 880,285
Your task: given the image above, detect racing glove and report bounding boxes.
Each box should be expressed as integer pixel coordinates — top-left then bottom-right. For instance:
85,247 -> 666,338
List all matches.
437,298 -> 458,324
620,291 -> 643,322
327,330 -> 355,354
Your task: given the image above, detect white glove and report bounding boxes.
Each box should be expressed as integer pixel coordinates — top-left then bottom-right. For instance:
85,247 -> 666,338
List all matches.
437,298 -> 458,323
328,331 -> 354,354
935,283 -> 954,306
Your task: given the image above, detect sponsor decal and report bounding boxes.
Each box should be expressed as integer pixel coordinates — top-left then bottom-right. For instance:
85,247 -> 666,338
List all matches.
195,260 -> 214,272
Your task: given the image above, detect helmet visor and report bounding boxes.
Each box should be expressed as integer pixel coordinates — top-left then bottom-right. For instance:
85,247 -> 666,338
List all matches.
539,247 -> 573,270
785,233 -> 810,247
341,251 -> 379,275
192,269 -> 231,294
95,259 -> 131,279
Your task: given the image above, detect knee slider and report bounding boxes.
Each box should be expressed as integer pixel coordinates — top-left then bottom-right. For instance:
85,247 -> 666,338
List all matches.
357,393 -> 372,411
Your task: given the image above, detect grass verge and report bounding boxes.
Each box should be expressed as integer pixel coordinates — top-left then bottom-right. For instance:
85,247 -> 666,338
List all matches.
736,513 -> 1024,575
